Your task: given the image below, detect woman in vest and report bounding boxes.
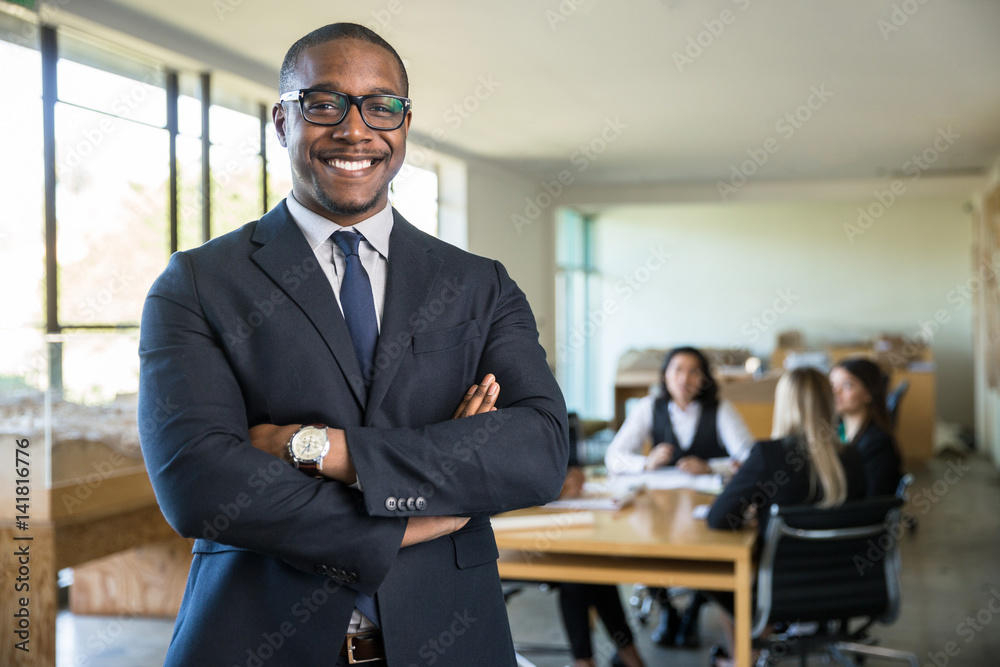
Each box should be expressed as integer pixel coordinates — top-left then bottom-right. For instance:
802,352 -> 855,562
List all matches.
705,367 -> 867,666
830,357 -> 903,497
604,346 -> 754,647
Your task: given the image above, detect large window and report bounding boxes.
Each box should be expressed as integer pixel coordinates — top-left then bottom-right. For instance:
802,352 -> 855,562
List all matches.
556,208 -> 601,416
0,20 -> 45,399
54,42 -> 169,329
390,163 -> 439,236
0,20 -> 282,407
210,100 -> 264,235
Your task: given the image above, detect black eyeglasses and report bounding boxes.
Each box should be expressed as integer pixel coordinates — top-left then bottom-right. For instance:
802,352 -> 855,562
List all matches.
279,89 -> 411,130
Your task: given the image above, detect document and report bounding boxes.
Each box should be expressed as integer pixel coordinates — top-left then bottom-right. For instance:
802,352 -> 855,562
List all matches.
490,511 -> 595,531
543,482 -> 645,511
608,469 -> 724,494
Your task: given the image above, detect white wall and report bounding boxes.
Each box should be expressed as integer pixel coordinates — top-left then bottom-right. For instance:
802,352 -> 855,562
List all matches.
585,197 -> 975,428
464,158 -> 557,364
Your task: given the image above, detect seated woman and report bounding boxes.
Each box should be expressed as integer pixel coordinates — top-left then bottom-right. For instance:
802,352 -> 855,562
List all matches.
830,357 -> 904,497
705,367 -> 867,666
604,346 -> 754,647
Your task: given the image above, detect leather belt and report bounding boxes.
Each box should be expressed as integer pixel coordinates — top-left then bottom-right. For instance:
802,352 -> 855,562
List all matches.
339,630 -> 386,664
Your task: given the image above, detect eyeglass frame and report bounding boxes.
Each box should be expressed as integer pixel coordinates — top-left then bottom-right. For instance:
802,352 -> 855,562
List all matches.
278,88 -> 412,131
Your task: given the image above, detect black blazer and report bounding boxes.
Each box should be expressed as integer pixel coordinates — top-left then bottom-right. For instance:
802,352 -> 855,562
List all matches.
138,202 -> 568,666
852,421 -> 903,497
707,436 -> 866,534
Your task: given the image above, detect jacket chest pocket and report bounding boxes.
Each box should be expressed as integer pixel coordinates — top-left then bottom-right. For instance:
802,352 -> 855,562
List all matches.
412,320 -> 481,354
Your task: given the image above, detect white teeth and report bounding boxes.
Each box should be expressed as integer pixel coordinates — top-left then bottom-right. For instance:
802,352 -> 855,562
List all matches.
326,158 -> 374,171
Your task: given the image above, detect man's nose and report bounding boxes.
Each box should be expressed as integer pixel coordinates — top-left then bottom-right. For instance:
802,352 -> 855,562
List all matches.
333,103 -> 371,140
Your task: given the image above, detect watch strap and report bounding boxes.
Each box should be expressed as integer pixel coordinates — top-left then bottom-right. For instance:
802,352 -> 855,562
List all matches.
298,460 -> 321,478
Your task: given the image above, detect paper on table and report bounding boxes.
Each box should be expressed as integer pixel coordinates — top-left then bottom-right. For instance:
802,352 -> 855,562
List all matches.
490,511 -> 595,532
542,498 -> 623,511
608,469 -> 724,494
543,483 -> 645,511
692,504 -> 712,520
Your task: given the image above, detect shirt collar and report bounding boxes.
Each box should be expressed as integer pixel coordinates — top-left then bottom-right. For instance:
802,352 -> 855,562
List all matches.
285,191 -> 393,259
669,399 -> 702,415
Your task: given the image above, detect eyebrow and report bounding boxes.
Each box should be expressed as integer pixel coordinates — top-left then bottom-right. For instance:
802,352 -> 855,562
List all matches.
306,82 -> 403,97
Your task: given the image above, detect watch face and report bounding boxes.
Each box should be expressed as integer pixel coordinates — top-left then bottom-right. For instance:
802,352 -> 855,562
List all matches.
293,428 -> 327,460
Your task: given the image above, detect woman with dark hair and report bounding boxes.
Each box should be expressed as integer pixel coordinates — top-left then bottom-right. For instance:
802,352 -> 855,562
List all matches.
604,347 -> 754,647
830,357 -> 903,497
605,347 -> 754,476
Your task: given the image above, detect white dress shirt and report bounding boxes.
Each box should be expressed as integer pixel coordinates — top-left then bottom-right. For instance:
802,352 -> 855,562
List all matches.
285,191 -> 392,329
284,192 -> 392,634
604,395 -> 754,476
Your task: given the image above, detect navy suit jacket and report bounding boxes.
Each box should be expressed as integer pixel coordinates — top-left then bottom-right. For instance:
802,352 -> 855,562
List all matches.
138,202 -> 568,666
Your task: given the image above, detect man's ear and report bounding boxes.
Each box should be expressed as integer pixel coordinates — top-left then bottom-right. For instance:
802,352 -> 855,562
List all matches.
273,103 -> 288,148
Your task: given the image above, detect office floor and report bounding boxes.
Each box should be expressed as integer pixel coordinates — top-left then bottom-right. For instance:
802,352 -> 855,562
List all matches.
56,451 -> 1000,667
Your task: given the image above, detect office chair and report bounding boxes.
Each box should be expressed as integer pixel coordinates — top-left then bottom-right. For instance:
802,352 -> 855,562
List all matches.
751,496 -> 919,666
886,380 -> 910,428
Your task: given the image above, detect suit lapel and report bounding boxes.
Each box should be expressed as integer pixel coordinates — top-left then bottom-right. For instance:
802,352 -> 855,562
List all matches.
250,203 -> 368,409
365,211 -> 443,423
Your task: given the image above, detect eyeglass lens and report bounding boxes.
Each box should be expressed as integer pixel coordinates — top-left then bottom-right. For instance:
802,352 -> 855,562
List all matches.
302,91 -> 405,129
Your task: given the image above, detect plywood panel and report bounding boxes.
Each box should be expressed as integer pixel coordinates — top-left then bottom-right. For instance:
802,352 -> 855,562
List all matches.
71,537 -> 193,617
0,522 -> 56,667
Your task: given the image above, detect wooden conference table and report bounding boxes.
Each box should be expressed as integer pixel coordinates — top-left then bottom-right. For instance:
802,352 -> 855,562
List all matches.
494,487 -> 757,666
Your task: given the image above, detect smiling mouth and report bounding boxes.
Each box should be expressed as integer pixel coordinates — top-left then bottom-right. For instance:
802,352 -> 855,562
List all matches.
323,157 -> 378,171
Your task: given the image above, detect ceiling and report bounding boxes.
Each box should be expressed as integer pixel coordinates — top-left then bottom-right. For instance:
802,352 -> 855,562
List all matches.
58,0 -> 1000,188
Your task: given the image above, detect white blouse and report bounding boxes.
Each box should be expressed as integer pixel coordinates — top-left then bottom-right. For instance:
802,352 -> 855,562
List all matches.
604,396 -> 754,476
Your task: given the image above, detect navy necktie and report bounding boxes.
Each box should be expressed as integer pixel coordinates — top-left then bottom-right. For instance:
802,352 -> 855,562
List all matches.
330,230 -> 381,627
331,230 -> 379,385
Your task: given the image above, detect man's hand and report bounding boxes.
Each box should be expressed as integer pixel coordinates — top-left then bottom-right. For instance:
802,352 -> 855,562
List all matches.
559,466 -> 585,499
400,516 -> 471,547
644,442 -> 676,471
400,374 -> 501,548
676,456 -> 711,475
452,373 -> 499,418
248,423 -> 299,461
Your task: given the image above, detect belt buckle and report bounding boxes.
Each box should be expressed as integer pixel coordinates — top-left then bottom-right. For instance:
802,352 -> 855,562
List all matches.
346,630 -> 382,664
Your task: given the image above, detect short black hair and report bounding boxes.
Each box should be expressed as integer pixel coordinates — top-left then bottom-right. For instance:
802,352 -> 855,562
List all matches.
658,346 -> 719,407
279,23 -> 409,96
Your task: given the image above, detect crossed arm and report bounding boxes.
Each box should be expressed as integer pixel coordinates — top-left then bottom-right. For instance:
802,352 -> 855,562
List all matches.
247,374 -> 501,547
140,251 -> 566,594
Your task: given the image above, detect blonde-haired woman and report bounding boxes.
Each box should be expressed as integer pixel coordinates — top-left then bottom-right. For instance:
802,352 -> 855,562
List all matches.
704,367 -> 866,666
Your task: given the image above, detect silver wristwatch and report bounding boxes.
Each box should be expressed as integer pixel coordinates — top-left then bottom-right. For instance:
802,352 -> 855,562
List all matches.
287,424 -> 329,478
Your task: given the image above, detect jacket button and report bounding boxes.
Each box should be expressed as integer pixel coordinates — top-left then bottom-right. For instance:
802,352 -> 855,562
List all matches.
406,497 -> 417,510
314,564 -> 328,575
346,572 -> 358,583
385,497 -> 397,511
415,497 -> 427,510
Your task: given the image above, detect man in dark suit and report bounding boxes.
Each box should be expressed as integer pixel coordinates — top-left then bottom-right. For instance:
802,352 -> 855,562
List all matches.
138,22 -> 567,667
